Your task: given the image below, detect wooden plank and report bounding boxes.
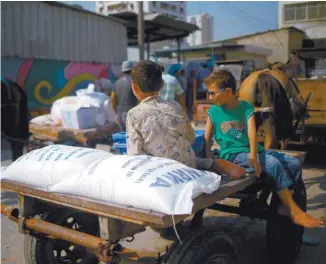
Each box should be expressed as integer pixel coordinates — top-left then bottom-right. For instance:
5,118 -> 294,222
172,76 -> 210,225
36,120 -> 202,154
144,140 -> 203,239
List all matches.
1,176 -> 257,228
1,180 -> 165,226
166,176 -> 257,225
297,79 -> 326,111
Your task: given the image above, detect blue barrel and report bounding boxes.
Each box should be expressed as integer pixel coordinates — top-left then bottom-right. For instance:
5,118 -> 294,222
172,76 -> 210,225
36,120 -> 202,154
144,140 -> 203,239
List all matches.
112,129 -> 205,155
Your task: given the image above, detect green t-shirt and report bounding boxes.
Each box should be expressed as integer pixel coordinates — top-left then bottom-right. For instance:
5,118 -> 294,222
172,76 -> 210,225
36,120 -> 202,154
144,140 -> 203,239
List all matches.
207,101 -> 264,160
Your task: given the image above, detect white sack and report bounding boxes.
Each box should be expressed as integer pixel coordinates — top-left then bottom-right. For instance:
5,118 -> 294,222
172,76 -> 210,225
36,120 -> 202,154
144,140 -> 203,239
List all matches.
76,90 -> 108,108
30,114 -> 53,126
50,155 -> 221,215
103,99 -> 115,123
76,90 -> 110,126
51,96 -> 80,125
1,145 -> 113,190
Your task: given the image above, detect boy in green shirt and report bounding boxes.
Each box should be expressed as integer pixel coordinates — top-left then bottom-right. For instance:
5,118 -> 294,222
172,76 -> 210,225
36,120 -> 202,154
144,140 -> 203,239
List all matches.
202,69 -> 323,229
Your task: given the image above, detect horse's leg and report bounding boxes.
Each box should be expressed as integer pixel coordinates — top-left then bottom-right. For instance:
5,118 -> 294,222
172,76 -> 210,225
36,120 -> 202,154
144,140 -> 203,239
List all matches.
10,140 -> 24,161
262,116 -> 279,149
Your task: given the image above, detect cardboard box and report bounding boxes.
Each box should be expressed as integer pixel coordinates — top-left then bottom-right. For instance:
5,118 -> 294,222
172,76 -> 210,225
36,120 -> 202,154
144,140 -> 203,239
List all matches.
61,105 -> 97,129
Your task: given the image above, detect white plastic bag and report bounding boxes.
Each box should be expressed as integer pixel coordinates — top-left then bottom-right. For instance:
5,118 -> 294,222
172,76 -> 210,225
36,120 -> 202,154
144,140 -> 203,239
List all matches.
30,114 -> 53,126
51,96 -> 80,125
76,90 -> 110,126
76,90 -> 108,108
103,99 -> 115,123
50,155 -> 221,215
1,145 -> 113,190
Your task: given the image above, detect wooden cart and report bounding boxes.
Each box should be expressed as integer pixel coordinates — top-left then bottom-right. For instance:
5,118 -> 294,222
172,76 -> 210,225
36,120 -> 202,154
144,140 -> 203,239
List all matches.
1,150 -> 307,264
28,122 -> 120,150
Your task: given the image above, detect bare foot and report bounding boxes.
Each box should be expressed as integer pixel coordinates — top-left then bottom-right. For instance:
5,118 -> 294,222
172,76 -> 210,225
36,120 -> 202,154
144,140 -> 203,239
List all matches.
291,211 -> 324,228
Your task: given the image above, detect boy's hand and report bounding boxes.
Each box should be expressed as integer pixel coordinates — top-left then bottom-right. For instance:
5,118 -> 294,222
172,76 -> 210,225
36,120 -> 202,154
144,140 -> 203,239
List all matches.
249,157 -> 262,177
115,114 -> 120,125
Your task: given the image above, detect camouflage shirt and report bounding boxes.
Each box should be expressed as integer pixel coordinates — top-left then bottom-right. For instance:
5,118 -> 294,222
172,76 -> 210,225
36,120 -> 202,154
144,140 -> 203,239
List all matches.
126,95 -> 197,168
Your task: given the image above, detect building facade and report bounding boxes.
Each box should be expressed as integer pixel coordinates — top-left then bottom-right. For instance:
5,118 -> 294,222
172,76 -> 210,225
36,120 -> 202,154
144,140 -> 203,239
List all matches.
96,1 -> 186,20
186,13 -> 214,46
278,1 -> 326,40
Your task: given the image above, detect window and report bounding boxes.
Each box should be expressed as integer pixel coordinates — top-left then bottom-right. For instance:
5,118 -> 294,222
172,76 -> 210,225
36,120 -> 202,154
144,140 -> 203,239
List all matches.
307,2 -> 318,19
284,2 -> 326,23
161,3 -> 169,10
171,5 -> 176,12
284,5 -> 295,21
153,2 -> 156,7
180,7 -> 184,14
107,3 -> 128,11
296,4 -> 306,20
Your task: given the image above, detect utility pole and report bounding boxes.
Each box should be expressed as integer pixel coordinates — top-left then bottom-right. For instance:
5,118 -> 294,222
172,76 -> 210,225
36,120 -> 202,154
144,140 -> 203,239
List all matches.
138,1 -> 145,60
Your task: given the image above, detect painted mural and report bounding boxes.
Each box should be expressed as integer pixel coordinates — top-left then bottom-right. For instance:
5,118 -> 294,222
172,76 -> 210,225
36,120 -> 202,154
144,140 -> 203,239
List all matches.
1,57 -> 122,117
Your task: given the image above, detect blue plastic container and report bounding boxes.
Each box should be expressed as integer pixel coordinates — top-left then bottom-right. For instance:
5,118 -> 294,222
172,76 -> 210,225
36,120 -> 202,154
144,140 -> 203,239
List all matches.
193,130 -> 205,153
111,143 -> 127,155
112,129 -> 205,155
112,132 -> 127,143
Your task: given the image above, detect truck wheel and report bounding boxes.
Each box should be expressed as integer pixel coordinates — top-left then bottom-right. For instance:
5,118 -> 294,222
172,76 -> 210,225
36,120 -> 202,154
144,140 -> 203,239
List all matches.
160,229 -> 237,264
266,181 -> 307,264
24,210 -> 99,264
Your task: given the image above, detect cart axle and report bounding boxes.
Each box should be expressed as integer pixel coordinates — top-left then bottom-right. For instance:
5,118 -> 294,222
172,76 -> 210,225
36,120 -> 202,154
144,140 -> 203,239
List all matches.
0,203 -> 142,263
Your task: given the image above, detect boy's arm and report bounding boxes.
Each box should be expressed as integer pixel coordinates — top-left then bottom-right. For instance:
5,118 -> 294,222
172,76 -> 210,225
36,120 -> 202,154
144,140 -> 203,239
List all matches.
126,114 -> 145,155
175,80 -> 186,110
204,117 -> 213,158
247,115 -> 262,176
184,112 -> 195,144
110,91 -> 117,114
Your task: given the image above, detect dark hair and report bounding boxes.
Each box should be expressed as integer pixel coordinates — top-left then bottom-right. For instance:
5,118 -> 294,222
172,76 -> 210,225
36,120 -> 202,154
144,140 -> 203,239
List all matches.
204,69 -> 237,93
131,60 -> 163,92
122,70 -> 131,75
160,65 -> 165,72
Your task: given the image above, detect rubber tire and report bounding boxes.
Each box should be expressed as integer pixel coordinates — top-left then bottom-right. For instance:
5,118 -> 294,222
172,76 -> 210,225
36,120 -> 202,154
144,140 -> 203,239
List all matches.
24,210 -> 99,264
266,181 -> 307,264
160,228 -> 237,264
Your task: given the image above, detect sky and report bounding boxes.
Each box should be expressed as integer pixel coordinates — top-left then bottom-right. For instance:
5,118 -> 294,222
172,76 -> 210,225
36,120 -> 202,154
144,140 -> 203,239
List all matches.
63,1 -> 279,41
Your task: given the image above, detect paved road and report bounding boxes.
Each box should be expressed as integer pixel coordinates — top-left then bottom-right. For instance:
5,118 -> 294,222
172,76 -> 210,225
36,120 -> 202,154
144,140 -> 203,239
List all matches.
1,146 -> 326,264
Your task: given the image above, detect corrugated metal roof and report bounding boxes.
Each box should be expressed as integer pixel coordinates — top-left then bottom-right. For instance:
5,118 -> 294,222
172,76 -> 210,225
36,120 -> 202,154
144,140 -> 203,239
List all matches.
45,1 -> 127,25
151,43 -> 243,58
208,27 -> 305,46
109,12 -> 200,46
1,1 -> 127,63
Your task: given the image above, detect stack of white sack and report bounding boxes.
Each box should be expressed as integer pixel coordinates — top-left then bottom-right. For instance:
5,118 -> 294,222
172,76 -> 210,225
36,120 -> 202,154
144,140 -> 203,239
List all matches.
76,87 -> 115,126
51,96 -> 80,126
30,114 -> 54,127
0,145 -> 113,191
1,146 -> 221,215
49,84 -> 116,129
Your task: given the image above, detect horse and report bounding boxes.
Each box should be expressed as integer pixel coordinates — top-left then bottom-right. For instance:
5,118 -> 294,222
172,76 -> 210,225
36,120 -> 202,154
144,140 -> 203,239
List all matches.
238,68 -> 309,149
1,77 -> 29,161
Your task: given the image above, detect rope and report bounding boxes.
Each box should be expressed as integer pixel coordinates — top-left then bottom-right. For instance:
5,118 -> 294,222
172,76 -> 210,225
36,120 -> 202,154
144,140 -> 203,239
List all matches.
171,214 -> 183,245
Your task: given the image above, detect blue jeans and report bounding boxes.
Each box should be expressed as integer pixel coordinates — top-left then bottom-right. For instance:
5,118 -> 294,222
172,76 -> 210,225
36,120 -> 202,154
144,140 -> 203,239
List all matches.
228,150 -> 302,192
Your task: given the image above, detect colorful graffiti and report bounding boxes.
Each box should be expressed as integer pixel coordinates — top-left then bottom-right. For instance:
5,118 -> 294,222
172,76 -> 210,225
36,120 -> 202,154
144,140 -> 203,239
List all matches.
1,57 -> 121,116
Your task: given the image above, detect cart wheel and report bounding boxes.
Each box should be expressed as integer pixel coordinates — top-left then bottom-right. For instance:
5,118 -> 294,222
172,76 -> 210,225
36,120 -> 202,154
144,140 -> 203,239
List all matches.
160,229 -> 237,264
266,181 -> 307,264
24,210 -> 99,264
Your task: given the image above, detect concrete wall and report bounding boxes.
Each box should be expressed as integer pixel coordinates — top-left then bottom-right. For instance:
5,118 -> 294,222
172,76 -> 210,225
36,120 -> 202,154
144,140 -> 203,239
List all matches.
235,30 -> 289,63
1,57 -> 122,117
278,1 -> 326,39
234,29 -> 305,64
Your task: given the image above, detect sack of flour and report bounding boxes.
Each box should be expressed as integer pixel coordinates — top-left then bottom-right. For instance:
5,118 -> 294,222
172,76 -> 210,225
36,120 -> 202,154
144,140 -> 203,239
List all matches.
1,145 -> 112,190
50,155 -> 221,215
